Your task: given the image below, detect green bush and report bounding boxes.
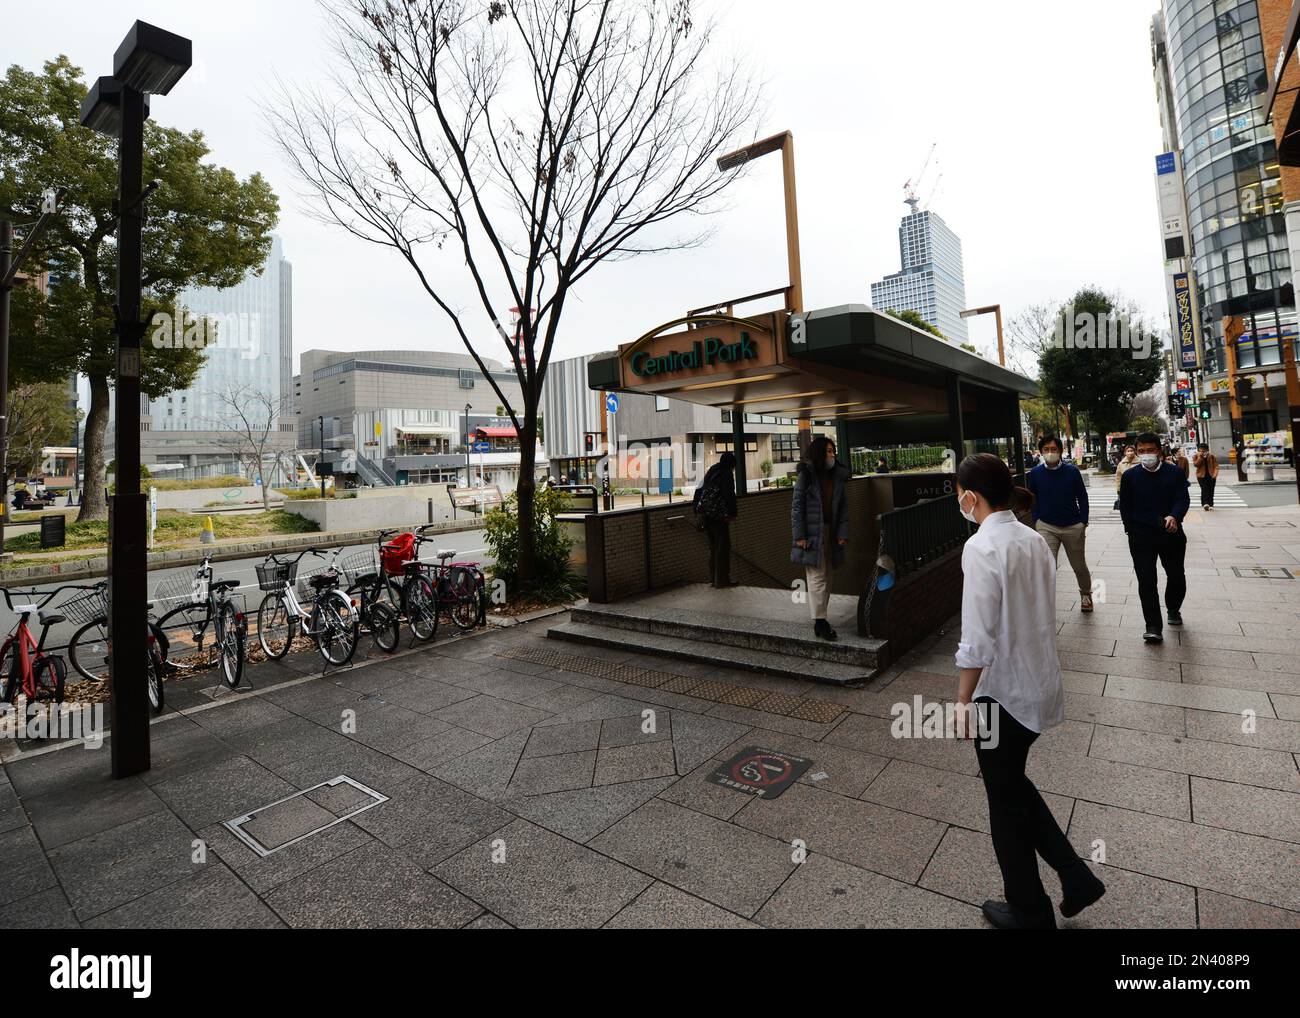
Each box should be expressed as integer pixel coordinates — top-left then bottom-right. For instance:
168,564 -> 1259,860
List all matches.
483,485 -> 577,602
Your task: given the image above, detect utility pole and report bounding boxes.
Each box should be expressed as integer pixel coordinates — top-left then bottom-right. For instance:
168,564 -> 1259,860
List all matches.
318,415 -> 326,497
1224,316 -> 1248,482
0,221 -> 12,555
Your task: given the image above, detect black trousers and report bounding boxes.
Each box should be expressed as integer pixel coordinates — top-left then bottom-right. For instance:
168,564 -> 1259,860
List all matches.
974,698 -> 1085,914
1127,524 -> 1187,630
705,519 -> 732,586
1197,475 -> 1216,507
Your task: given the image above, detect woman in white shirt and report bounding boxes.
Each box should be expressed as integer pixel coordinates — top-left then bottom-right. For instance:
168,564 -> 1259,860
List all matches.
954,453 -> 1106,929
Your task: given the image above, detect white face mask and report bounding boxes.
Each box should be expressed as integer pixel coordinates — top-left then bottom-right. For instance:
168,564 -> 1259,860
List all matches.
1139,453 -> 1159,469
957,490 -> 978,523
825,455 -> 836,469
1043,452 -> 1061,465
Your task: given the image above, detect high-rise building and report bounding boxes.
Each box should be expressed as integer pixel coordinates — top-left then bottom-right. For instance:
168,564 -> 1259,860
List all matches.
870,209 -> 969,344
1153,1 -> 1296,463
108,235 -> 296,480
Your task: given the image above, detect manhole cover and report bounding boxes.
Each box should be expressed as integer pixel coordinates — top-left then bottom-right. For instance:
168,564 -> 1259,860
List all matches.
224,775 -> 387,857
1248,521 -> 1296,528
1236,545 -> 1261,550
1230,566 -> 1296,579
708,747 -> 811,800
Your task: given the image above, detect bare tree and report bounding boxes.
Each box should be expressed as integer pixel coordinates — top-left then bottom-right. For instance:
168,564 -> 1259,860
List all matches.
211,385 -> 290,511
266,0 -> 760,590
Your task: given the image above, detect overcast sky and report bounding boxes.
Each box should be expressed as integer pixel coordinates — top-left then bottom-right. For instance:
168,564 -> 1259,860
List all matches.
6,0 -> 1169,374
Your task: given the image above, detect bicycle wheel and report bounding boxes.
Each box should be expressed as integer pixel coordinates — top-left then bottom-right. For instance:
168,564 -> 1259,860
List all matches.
310,591 -> 359,666
0,641 -> 19,703
157,602 -> 211,660
33,655 -> 67,704
216,602 -> 244,688
146,640 -> 164,714
257,593 -> 295,659
367,600 -> 400,653
403,573 -> 438,642
444,567 -> 479,631
68,617 -> 111,682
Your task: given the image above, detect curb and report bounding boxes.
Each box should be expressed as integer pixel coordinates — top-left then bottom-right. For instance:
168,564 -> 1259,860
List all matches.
0,519 -> 484,587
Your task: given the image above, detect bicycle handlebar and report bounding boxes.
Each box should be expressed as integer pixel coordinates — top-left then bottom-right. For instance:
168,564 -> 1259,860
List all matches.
0,584 -> 98,613
263,547 -> 327,566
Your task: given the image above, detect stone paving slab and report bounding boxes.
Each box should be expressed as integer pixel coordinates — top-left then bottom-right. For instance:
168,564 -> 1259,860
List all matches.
605,880 -> 761,929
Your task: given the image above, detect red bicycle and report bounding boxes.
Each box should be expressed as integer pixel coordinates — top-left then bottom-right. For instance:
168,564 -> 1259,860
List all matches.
0,587 -> 72,705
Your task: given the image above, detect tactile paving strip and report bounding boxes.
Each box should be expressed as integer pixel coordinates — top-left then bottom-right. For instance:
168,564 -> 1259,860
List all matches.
498,646 -> 845,724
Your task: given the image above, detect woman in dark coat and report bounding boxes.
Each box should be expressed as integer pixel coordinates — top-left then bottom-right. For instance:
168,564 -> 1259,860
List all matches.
693,451 -> 739,587
791,435 -> 850,640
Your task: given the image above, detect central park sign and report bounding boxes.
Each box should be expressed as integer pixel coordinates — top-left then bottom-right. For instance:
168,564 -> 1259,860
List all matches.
629,333 -> 758,378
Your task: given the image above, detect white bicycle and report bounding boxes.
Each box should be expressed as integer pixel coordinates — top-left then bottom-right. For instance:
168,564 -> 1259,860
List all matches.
255,548 -> 359,666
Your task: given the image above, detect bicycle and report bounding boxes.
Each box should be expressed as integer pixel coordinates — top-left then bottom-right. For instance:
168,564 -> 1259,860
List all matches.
61,583 -> 168,714
407,525 -> 486,632
255,548 -> 360,666
336,545 -> 401,654
152,554 -> 248,688
0,587 -> 71,707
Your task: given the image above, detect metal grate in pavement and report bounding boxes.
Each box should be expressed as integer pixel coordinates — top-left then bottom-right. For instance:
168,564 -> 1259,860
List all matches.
1230,566 -> 1295,579
498,646 -> 845,724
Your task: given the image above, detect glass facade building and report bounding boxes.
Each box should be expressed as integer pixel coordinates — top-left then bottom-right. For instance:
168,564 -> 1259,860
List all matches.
870,209 -> 969,344
1162,0 -> 1295,376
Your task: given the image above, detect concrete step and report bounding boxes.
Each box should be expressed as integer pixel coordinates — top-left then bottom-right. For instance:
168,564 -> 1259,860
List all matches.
569,602 -> 884,670
547,620 -> 875,687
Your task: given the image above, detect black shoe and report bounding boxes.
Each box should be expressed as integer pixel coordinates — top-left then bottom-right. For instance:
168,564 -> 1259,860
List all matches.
1167,611 -> 1183,626
813,618 -> 838,642
1060,867 -> 1106,918
1143,628 -> 1163,644
981,900 -> 1056,930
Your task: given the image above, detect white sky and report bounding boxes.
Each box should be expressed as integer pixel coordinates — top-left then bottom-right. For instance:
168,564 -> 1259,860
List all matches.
5,0 -> 1169,375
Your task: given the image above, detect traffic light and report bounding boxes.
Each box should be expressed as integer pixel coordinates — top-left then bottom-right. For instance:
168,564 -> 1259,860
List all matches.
1199,406 -> 1211,420
1235,376 -> 1254,405
584,432 -> 596,454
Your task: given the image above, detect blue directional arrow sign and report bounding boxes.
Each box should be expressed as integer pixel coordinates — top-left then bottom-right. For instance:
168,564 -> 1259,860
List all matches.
605,392 -> 619,414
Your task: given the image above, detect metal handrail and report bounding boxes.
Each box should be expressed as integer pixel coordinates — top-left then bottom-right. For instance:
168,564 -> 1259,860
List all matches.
879,494 -> 971,579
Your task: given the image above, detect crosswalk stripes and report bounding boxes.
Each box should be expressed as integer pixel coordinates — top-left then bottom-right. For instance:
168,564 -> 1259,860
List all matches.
1081,479 -> 1246,523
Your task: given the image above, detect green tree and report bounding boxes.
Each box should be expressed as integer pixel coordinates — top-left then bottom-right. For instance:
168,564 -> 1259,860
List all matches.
1129,414 -> 1164,435
0,57 -> 279,520
885,308 -> 946,340
1039,288 -> 1161,442
5,382 -> 78,476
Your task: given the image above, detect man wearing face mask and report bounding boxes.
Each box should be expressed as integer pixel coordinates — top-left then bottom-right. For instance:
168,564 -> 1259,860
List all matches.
1120,433 -> 1190,644
1025,435 -> 1093,613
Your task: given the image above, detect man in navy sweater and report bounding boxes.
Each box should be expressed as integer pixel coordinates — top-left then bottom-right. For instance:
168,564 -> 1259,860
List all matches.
1026,435 -> 1093,612
1120,433 -> 1191,644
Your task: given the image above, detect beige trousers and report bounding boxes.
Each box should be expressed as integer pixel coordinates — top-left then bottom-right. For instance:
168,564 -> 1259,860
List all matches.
1036,521 -> 1092,596
806,541 -> 832,621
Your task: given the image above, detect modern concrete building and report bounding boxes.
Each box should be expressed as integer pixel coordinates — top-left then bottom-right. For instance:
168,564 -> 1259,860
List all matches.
110,235 -> 296,481
296,348 -> 531,488
1154,0 -> 1297,466
870,209 -> 969,344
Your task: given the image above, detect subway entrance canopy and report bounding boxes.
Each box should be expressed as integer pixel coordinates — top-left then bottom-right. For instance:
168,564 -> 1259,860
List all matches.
587,302 -> 1039,480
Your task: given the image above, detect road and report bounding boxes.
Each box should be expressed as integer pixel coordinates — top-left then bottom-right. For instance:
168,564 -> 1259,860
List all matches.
8,528 -> 491,658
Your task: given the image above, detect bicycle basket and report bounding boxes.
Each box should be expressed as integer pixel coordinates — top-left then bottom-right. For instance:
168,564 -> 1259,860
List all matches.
58,586 -> 109,626
154,569 -> 208,609
340,549 -> 377,581
255,560 -> 298,592
380,533 -> 415,577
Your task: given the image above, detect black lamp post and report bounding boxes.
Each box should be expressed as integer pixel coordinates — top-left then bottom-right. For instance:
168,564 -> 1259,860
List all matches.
464,402 -> 472,487
79,21 -> 191,779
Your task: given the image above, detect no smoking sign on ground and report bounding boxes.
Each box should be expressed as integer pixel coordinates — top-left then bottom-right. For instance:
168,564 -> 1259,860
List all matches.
708,746 -> 812,800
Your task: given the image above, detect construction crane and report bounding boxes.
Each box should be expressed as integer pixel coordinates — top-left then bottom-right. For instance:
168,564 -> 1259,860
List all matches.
903,142 -> 937,213
922,171 -> 943,210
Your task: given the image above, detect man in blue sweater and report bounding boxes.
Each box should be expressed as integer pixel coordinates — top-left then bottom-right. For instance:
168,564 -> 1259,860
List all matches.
1026,435 -> 1093,612
1120,432 -> 1191,644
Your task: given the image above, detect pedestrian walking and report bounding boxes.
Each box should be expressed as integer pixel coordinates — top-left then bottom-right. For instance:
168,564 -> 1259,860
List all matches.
1193,443 -> 1219,510
1119,432 -> 1190,644
875,455 -> 890,474
791,435 -> 850,641
1113,444 -> 1137,509
692,451 -> 738,588
1025,435 -> 1093,612
953,453 -> 1105,930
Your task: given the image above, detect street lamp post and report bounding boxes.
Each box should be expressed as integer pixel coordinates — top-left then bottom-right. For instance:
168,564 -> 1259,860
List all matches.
80,21 -> 191,779
464,402 -> 472,487
960,304 -> 1005,365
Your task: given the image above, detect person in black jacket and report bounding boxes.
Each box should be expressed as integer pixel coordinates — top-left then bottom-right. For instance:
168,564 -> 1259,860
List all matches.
791,436 -> 850,640
693,451 -> 738,588
1120,433 -> 1191,644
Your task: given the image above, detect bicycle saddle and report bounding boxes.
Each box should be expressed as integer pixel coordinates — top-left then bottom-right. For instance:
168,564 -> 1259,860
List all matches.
211,579 -> 240,592
351,572 -> 380,588
38,610 -> 65,627
435,549 -> 456,560
309,571 -> 339,588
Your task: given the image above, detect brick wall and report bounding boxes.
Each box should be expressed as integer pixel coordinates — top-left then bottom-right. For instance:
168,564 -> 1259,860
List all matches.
1260,0 -> 1300,203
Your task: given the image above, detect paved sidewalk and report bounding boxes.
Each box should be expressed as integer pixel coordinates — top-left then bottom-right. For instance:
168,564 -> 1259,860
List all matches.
0,500 -> 1297,929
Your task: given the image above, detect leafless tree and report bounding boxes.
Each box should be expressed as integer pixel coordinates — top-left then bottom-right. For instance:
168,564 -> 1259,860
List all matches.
266,0 -> 760,589
211,385 -> 290,511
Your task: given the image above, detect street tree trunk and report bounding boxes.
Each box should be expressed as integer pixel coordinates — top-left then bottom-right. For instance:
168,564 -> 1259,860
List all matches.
77,372 -> 110,522
515,416 -> 538,593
